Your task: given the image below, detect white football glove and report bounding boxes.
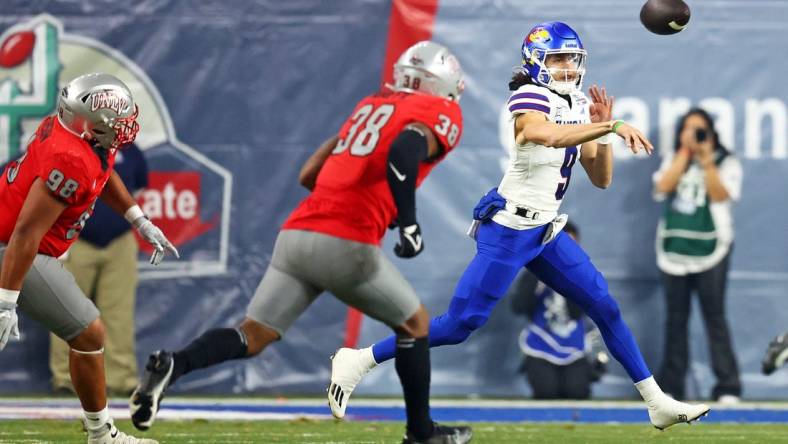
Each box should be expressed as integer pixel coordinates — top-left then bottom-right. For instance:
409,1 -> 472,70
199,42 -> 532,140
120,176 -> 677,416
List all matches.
0,290 -> 21,351
132,217 -> 180,265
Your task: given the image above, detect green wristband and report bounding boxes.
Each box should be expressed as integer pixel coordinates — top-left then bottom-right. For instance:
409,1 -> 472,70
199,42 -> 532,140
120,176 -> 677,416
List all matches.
611,120 -> 625,133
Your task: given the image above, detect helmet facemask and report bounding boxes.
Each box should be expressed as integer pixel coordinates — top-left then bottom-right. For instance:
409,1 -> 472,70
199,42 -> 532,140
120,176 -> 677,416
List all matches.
90,104 -> 140,149
525,48 -> 586,95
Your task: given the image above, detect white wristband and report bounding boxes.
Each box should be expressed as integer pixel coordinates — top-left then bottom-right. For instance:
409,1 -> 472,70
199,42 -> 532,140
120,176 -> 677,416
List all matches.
596,132 -> 616,145
124,205 -> 145,224
0,288 -> 20,304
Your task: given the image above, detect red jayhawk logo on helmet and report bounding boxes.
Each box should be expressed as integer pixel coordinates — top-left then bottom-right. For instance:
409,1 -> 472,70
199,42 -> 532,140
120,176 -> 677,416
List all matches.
527,28 -> 551,44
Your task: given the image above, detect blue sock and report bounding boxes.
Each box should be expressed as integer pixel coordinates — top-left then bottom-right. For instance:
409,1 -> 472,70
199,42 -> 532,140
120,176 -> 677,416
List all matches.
372,335 -> 396,363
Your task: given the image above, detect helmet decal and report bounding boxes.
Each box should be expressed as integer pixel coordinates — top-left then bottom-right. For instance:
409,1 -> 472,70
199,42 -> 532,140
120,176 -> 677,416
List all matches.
527,28 -> 551,44
89,91 -> 130,114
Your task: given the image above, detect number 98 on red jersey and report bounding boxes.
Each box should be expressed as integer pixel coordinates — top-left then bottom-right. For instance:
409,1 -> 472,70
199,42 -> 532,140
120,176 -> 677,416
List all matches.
0,116 -> 116,257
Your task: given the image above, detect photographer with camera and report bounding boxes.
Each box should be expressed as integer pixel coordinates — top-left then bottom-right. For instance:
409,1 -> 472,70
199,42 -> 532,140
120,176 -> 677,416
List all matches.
652,108 -> 743,403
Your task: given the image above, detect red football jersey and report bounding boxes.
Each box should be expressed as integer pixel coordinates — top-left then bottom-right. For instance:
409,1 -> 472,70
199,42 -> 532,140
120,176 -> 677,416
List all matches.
283,90 -> 463,245
0,116 -> 116,257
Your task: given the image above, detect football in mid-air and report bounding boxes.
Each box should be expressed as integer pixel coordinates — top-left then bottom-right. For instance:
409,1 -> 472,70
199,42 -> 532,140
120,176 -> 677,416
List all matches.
640,0 -> 691,35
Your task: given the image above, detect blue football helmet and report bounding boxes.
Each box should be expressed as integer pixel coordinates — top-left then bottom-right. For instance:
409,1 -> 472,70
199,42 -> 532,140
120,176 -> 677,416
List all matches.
521,21 -> 586,95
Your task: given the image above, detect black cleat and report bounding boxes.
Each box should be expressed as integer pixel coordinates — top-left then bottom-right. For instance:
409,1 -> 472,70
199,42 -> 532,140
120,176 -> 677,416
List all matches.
762,332 -> 788,375
402,423 -> 473,444
129,350 -> 174,431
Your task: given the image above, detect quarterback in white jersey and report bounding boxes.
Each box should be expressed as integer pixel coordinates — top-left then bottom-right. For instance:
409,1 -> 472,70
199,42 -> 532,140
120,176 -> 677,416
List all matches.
330,21 -> 711,431
495,82 -> 596,229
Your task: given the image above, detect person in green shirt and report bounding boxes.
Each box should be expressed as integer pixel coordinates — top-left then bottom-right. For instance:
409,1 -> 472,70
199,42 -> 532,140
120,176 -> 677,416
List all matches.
652,108 -> 743,403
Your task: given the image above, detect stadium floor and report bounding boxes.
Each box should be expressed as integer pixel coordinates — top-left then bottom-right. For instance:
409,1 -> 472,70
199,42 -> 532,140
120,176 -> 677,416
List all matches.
2,420 -> 788,444
2,398 -> 788,443
2,397 -> 788,423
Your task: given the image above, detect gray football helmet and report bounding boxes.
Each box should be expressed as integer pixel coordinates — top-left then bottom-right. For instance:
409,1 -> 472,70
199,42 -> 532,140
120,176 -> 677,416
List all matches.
56,73 -> 140,149
392,41 -> 464,102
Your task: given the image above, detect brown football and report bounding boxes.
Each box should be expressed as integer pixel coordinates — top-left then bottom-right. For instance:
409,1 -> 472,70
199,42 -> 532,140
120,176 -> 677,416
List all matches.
640,0 -> 691,35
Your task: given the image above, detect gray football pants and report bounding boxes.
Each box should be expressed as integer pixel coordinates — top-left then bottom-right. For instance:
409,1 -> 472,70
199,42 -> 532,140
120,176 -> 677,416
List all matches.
0,245 -> 100,341
247,229 -> 421,336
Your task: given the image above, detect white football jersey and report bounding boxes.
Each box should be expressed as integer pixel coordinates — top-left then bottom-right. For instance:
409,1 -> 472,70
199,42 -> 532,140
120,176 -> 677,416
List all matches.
493,83 -> 591,230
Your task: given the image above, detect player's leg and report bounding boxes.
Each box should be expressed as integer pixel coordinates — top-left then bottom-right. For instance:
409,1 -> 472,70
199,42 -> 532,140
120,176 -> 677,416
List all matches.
527,231 -> 709,429
695,252 -> 740,401
370,221 -> 545,364
527,232 -> 650,381
321,233 -> 471,443
51,239 -> 100,394
393,305 -> 446,443
657,270 -> 693,399
169,263 -> 314,382
67,319 -> 107,409
130,230 -> 321,431
319,232 -> 426,422
369,256 -> 518,363
10,249 -> 156,443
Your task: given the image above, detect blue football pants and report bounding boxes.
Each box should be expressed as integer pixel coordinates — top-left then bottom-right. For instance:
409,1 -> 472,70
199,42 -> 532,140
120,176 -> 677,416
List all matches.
371,220 -> 651,382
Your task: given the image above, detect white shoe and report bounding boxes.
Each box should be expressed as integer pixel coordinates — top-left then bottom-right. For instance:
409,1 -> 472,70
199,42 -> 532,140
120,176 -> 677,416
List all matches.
328,347 -> 377,419
87,422 -> 158,444
648,395 -> 710,430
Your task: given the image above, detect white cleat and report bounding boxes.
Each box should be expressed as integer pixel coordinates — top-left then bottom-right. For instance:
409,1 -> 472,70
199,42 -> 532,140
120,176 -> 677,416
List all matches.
328,347 -> 377,419
648,395 -> 710,430
87,422 -> 158,444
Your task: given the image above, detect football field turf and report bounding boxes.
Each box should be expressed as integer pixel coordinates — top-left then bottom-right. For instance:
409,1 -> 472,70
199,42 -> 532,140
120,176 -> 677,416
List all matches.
2,398 -> 788,443
2,420 -> 788,443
